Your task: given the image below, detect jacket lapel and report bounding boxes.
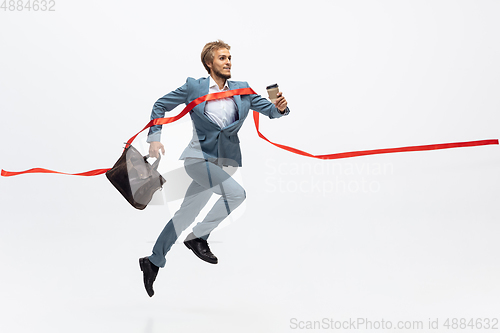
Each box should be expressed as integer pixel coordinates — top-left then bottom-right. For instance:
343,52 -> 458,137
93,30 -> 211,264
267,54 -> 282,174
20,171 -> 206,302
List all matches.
194,76 -> 211,118
228,80 -> 242,121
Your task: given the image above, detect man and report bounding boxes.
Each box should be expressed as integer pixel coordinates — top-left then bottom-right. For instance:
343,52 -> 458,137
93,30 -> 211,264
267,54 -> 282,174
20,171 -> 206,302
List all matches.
139,40 -> 290,297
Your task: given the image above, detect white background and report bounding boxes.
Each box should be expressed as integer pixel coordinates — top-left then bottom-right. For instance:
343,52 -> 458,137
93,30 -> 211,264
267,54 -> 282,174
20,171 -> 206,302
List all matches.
1,1 -> 499,332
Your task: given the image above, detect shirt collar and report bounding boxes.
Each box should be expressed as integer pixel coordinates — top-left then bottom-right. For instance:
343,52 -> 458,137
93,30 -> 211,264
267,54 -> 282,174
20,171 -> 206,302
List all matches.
209,75 -> 229,91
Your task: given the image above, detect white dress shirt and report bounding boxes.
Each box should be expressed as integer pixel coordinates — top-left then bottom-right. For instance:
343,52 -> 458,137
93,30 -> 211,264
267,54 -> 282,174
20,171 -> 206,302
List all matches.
204,76 -> 238,128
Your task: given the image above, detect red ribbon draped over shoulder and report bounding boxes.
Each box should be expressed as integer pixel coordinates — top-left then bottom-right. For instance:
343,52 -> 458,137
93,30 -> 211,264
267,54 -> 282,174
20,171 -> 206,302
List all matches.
1,88 -> 498,177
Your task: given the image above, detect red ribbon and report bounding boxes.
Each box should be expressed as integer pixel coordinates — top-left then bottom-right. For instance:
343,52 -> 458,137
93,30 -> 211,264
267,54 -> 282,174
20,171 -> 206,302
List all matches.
1,89 -> 256,177
124,88 -> 256,149
0,168 -> 112,177
253,111 -> 499,159
1,88 -> 498,177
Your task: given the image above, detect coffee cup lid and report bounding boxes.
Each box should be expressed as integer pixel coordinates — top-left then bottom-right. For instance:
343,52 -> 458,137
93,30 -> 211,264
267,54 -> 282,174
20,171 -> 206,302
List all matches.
266,83 -> 278,90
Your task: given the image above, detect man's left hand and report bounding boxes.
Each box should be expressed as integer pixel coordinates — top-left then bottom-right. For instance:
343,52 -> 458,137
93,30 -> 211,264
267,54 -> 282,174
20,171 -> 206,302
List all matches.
275,92 -> 288,113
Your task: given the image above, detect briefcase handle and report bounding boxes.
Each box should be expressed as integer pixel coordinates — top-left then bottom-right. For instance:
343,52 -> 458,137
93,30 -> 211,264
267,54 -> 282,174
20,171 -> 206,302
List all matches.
143,154 -> 161,171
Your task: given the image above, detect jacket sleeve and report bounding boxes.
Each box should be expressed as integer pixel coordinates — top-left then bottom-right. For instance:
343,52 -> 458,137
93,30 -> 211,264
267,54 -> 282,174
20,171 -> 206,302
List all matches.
147,79 -> 189,143
247,83 -> 290,119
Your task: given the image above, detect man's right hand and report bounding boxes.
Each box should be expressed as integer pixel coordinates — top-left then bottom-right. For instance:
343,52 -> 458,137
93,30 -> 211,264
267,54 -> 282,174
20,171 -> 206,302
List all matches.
149,141 -> 165,158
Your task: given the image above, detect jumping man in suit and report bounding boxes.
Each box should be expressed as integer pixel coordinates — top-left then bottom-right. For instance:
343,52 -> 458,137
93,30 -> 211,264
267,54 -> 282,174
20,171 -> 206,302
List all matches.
139,40 -> 290,297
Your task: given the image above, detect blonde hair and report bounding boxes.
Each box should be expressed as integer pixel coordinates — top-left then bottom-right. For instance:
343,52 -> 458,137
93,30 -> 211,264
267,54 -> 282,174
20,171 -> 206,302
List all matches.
201,40 -> 231,74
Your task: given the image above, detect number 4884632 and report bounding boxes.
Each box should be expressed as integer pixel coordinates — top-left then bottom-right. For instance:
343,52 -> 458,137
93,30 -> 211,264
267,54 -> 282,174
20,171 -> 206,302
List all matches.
1,0 -> 56,11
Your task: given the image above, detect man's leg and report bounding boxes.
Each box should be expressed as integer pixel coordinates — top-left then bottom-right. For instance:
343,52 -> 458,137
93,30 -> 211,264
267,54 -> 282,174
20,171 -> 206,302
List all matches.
182,159 -> 245,263
148,157 -> 242,267
184,159 -> 246,239
140,158 -> 245,295
140,159 -> 214,297
148,178 -> 213,268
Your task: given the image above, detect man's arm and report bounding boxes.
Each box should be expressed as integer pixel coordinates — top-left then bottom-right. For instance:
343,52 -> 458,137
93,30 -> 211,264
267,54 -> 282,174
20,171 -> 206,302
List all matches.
147,80 -> 189,157
247,84 -> 290,118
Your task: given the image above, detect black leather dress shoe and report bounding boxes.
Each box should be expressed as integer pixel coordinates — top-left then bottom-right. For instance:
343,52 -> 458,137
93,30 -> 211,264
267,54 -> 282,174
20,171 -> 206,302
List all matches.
184,232 -> 218,264
139,257 -> 159,297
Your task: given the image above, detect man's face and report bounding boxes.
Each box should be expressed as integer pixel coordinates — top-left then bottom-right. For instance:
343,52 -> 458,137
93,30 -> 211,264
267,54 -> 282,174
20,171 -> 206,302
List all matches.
209,48 -> 231,80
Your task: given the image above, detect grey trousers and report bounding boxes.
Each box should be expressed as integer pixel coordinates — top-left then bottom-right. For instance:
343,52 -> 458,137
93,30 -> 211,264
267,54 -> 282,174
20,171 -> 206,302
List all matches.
148,158 -> 246,268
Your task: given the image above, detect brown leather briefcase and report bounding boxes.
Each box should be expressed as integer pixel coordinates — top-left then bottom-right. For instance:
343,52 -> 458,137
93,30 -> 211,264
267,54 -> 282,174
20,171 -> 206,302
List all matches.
106,145 -> 166,210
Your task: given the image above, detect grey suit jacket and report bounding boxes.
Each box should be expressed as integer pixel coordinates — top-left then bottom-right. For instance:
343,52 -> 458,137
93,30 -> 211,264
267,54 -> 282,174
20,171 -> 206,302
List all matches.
147,76 -> 290,166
